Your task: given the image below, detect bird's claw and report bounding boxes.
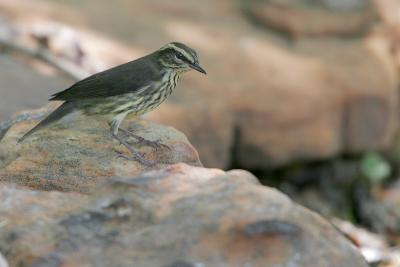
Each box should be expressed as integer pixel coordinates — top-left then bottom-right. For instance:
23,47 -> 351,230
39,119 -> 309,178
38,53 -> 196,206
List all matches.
128,138 -> 170,151
116,152 -> 156,166
112,129 -> 163,166
150,140 -> 171,151
119,128 -> 170,150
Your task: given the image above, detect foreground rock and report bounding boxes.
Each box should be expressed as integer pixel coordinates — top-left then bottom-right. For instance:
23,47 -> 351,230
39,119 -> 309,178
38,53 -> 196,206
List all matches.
0,163 -> 367,267
0,105 -> 201,192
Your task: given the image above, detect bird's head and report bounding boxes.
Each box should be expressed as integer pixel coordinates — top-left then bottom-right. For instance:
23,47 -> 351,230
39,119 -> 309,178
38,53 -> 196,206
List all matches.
156,42 -> 206,74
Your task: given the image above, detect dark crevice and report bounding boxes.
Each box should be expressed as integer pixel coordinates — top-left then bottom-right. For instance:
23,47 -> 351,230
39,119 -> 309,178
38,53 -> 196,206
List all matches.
227,123 -> 242,170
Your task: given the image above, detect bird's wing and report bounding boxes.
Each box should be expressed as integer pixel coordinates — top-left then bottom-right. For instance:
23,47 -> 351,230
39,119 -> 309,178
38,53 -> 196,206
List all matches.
50,55 -> 160,101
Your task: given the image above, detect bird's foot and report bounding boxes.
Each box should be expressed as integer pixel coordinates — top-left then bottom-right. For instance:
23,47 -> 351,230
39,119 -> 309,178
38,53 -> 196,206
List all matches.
116,151 -> 156,166
112,132 -> 156,166
120,128 -> 170,151
128,136 -> 170,151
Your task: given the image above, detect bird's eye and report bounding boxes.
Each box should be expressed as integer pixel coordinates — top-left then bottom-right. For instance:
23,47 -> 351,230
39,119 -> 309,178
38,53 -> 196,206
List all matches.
176,53 -> 185,61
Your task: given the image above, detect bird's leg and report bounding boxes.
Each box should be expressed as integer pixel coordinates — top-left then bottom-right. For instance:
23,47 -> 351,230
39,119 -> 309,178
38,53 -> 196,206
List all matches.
112,131 -> 155,166
109,119 -> 155,166
119,128 -> 170,151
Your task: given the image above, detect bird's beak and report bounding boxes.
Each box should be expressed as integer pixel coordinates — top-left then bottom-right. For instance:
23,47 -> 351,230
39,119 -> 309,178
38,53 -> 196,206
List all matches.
189,62 -> 207,74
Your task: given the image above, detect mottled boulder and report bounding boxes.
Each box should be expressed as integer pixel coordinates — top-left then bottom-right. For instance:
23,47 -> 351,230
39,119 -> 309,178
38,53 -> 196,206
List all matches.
0,105 -> 201,192
0,163 -> 368,267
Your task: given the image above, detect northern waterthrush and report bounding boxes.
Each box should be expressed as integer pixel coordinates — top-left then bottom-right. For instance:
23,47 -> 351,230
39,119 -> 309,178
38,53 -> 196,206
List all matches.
19,42 -> 206,165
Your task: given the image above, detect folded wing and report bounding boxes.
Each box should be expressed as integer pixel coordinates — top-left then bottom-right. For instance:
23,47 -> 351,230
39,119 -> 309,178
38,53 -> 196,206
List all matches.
50,55 -> 160,101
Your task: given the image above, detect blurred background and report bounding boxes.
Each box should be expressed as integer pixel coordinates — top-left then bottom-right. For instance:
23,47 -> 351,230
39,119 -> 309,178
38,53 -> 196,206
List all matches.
0,0 -> 400,265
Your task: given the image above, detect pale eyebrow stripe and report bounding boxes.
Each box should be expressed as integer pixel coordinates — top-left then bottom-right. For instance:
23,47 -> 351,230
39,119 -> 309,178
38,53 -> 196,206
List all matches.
162,44 -> 195,63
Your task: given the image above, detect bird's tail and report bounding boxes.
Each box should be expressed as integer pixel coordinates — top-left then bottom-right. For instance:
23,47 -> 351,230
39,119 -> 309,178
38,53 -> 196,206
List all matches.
18,102 -> 75,143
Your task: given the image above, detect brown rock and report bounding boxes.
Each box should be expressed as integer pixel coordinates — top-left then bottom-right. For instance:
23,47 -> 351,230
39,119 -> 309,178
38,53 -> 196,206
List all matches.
0,106 -> 201,192
233,36 -> 398,168
0,163 -> 368,267
241,0 -> 376,37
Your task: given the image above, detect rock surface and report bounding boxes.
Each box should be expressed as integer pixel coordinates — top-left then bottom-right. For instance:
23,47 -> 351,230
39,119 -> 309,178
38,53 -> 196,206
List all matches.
0,163 -> 368,267
0,105 -> 201,192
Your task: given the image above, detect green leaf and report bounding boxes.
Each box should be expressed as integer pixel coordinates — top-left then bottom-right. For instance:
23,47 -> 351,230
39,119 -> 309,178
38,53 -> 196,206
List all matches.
360,152 -> 391,183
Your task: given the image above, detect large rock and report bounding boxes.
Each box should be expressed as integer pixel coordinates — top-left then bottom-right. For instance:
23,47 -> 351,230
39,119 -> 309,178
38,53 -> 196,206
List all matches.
0,105 -> 201,192
0,163 -> 368,267
231,36 -> 398,168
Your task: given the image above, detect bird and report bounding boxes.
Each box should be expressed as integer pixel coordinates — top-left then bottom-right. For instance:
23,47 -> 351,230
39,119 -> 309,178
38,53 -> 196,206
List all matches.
18,42 -> 206,165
